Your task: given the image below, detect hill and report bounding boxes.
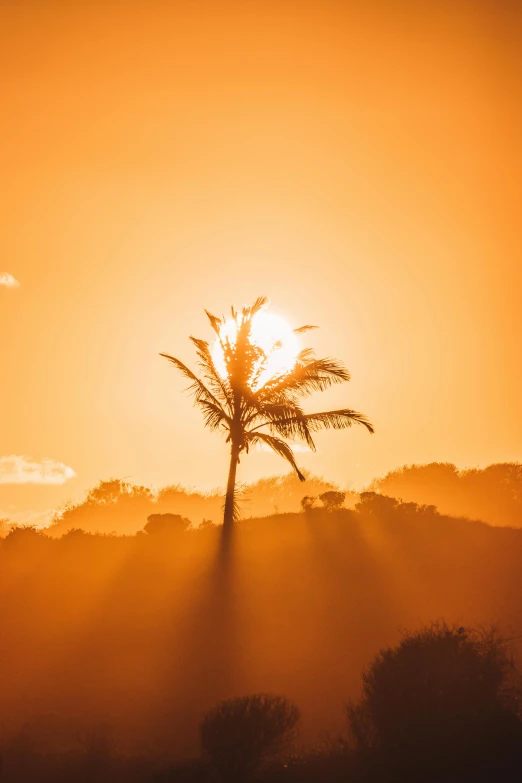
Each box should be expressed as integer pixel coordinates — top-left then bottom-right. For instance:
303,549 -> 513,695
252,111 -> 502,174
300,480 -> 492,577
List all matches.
370,462 -> 522,528
45,473 -> 346,536
0,493 -> 521,759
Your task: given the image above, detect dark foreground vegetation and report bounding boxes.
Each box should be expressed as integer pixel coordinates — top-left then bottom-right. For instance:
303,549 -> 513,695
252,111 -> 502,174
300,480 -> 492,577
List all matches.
1,483 -> 522,780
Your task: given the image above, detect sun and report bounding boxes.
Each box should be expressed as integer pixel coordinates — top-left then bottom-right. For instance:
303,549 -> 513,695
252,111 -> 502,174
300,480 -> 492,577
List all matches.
212,310 -> 300,390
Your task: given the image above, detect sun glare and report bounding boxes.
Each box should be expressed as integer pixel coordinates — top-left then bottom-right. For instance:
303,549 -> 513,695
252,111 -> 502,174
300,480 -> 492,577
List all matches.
212,310 -> 300,389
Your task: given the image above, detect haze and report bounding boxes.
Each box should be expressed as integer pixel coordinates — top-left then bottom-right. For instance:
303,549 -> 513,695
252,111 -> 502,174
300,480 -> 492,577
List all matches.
1,0 -> 521,517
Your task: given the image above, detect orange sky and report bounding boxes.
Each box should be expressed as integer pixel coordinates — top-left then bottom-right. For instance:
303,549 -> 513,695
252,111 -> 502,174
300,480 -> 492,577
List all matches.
1,0 -> 521,524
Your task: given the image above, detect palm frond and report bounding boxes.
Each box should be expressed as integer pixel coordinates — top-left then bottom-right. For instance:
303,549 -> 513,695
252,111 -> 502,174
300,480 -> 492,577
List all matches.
245,432 -> 306,481
160,353 -> 224,411
258,357 -> 351,401
204,310 -> 222,337
257,408 -> 374,435
293,325 -> 318,334
189,336 -> 234,410
266,418 -> 316,450
242,296 -> 268,319
294,409 -> 374,434
198,399 -> 232,432
297,348 -> 316,362
245,401 -> 317,450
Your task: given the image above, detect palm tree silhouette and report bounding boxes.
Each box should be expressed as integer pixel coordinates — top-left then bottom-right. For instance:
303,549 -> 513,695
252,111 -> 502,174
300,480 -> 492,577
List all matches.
161,297 -> 373,537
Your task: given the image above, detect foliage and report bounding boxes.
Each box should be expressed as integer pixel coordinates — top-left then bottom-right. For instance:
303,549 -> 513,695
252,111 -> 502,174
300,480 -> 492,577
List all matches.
355,491 -> 437,517
161,297 -> 373,527
144,513 -> 191,536
2,501 -> 522,776
318,491 -> 346,511
0,518 -> 12,538
347,623 -> 522,780
200,693 -> 300,781
371,461 -> 522,527
300,496 -> 317,512
301,491 -> 346,513
245,474 -> 346,517
45,473 -> 344,536
49,478 -> 157,536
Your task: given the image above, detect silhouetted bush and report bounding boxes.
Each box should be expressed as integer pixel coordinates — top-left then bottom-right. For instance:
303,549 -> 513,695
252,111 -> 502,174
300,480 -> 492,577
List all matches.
144,513 -> 191,536
200,694 -> 300,781
355,490 -> 438,518
347,623 -> 522,781
2,525 -> 51,555
318,491 -> 346,511
300,496 -> 317,513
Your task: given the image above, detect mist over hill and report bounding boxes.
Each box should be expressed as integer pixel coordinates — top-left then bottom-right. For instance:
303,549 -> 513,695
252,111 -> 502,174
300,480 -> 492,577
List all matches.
43,474 -> 347,537
11,461 -> 517,540
370,462 -> 522,528
1,492 -> 521,765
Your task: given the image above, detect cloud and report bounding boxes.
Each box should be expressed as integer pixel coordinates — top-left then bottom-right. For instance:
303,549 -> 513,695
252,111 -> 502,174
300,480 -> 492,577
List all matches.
0,456 -> 76,485
0,273 -> 20,288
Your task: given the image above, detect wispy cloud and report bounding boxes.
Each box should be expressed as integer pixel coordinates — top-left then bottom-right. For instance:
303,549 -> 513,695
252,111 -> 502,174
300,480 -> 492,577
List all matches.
0,456 -> 76,485
0,273 -> 20,288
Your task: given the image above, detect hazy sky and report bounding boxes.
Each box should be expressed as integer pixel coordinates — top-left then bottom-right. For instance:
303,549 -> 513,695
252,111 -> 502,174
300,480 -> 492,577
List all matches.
1,0 -> 521,523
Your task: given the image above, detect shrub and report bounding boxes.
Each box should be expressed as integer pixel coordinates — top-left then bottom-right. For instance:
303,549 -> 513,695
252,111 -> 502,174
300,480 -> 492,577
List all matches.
144,513 -> 191,536
200,693 -> 300,781
319,491 -> 346,511
347,623 -> 522,781
300,496 -> 317,513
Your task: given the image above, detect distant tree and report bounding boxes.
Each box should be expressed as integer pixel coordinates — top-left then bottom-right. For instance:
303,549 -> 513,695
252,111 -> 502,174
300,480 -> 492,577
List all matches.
2,526 -> 48,551
371,461 -> 522,528
200,693 -> 300,781
85,478 -> 154,506
48,478 -> 157,536
347,623 -> 522,781
355,491 -> 437,519
246,473 -> 344,517
354,491 -> 400,516
0,518 -> 11,538
198,518 -> 217,531
144,513 -> 191,536
161,297 -> 373,537
319,490 -> 346,511
300,495 -> 317,512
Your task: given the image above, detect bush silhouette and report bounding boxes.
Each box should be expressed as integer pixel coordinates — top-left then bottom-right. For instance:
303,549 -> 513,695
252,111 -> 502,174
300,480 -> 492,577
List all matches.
144,513 -> 191,536
347,623 -> 522,781
319,490 -> 346,511
200,693 -> 300,781
300,495 -> 317,512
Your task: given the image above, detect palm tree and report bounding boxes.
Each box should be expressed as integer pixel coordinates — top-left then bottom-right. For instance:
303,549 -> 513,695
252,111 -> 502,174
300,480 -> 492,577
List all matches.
161,297 -> 373,536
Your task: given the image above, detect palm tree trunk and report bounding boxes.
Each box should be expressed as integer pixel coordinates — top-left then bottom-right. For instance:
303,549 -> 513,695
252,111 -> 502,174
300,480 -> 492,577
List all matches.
223,443 -> 239,534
